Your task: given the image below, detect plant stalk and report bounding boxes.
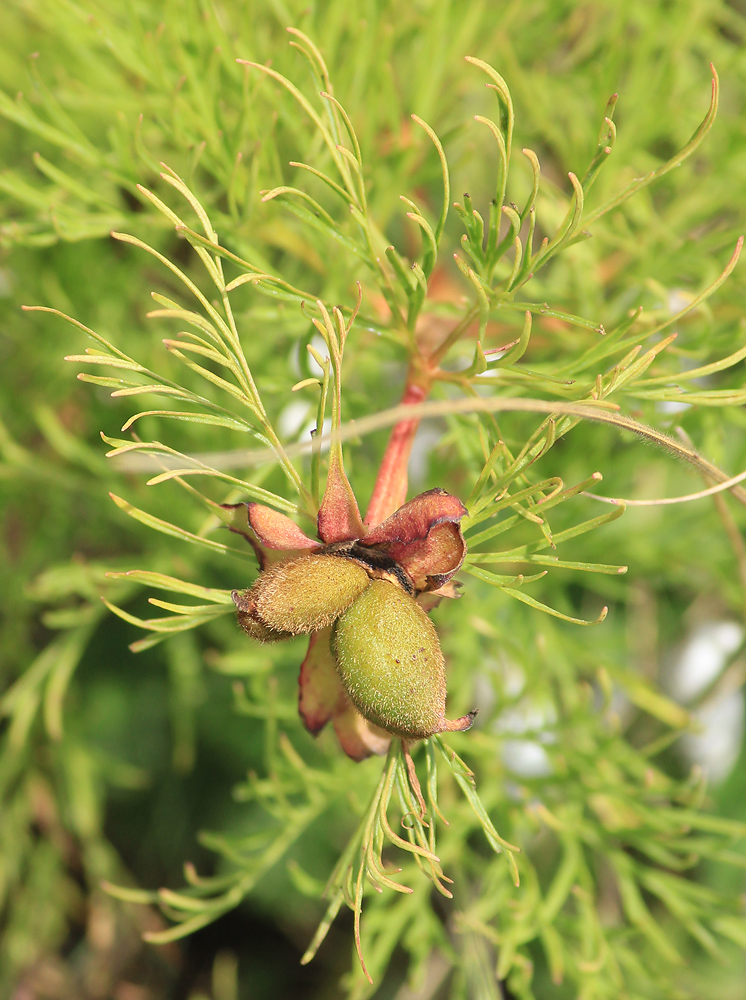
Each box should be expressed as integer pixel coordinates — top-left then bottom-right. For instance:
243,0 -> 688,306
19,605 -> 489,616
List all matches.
364,377 -> 430,525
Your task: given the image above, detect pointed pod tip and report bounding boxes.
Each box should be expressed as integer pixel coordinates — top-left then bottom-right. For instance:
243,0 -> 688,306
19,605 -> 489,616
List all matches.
443,709 -> 477,733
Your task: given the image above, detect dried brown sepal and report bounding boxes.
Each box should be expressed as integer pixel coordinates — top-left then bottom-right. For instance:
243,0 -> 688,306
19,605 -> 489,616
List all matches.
417,579 -> 462,612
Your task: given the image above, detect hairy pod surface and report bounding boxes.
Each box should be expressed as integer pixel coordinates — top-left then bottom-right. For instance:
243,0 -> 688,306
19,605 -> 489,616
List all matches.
240,554 -> 371,636
231,587 -> 293,642
333,579 -> 475,739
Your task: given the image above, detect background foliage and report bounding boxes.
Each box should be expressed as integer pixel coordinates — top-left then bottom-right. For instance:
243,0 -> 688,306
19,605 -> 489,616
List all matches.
1,1 -> 746,998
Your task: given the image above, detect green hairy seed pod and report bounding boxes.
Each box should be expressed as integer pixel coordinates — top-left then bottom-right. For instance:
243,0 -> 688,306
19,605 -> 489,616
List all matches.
333,579 -> 476,740
243,554 -> 371,636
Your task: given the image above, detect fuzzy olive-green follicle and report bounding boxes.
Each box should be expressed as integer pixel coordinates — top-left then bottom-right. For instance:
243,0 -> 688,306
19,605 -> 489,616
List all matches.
251,553 -> 371,635
333,579 -> 475,740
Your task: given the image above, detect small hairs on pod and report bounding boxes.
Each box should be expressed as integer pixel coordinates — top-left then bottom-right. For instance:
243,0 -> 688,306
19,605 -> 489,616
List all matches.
234,553 -> 371,639
333,579 -> 476,740
231,587 -> 293,642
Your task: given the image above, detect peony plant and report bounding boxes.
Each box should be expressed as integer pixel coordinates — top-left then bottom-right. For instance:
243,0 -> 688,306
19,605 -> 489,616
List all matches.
18,27 -> 746,994
227,468 -> 474,752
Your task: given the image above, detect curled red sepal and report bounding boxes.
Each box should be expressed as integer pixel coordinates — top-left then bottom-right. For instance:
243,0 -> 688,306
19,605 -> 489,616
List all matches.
361,488 -> 467,592
298,630 -> 390,760
221,502 -> 320,569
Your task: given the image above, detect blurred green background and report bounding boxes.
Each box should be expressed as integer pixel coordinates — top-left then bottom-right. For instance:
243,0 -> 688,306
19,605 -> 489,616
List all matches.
1,1 -> 746,998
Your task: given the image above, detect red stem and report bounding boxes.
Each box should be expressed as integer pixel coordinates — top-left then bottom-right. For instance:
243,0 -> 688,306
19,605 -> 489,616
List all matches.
364,379 -> 429,526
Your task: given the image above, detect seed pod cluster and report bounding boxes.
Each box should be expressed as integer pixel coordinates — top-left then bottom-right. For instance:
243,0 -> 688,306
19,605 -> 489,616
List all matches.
233,550 -> 475,740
